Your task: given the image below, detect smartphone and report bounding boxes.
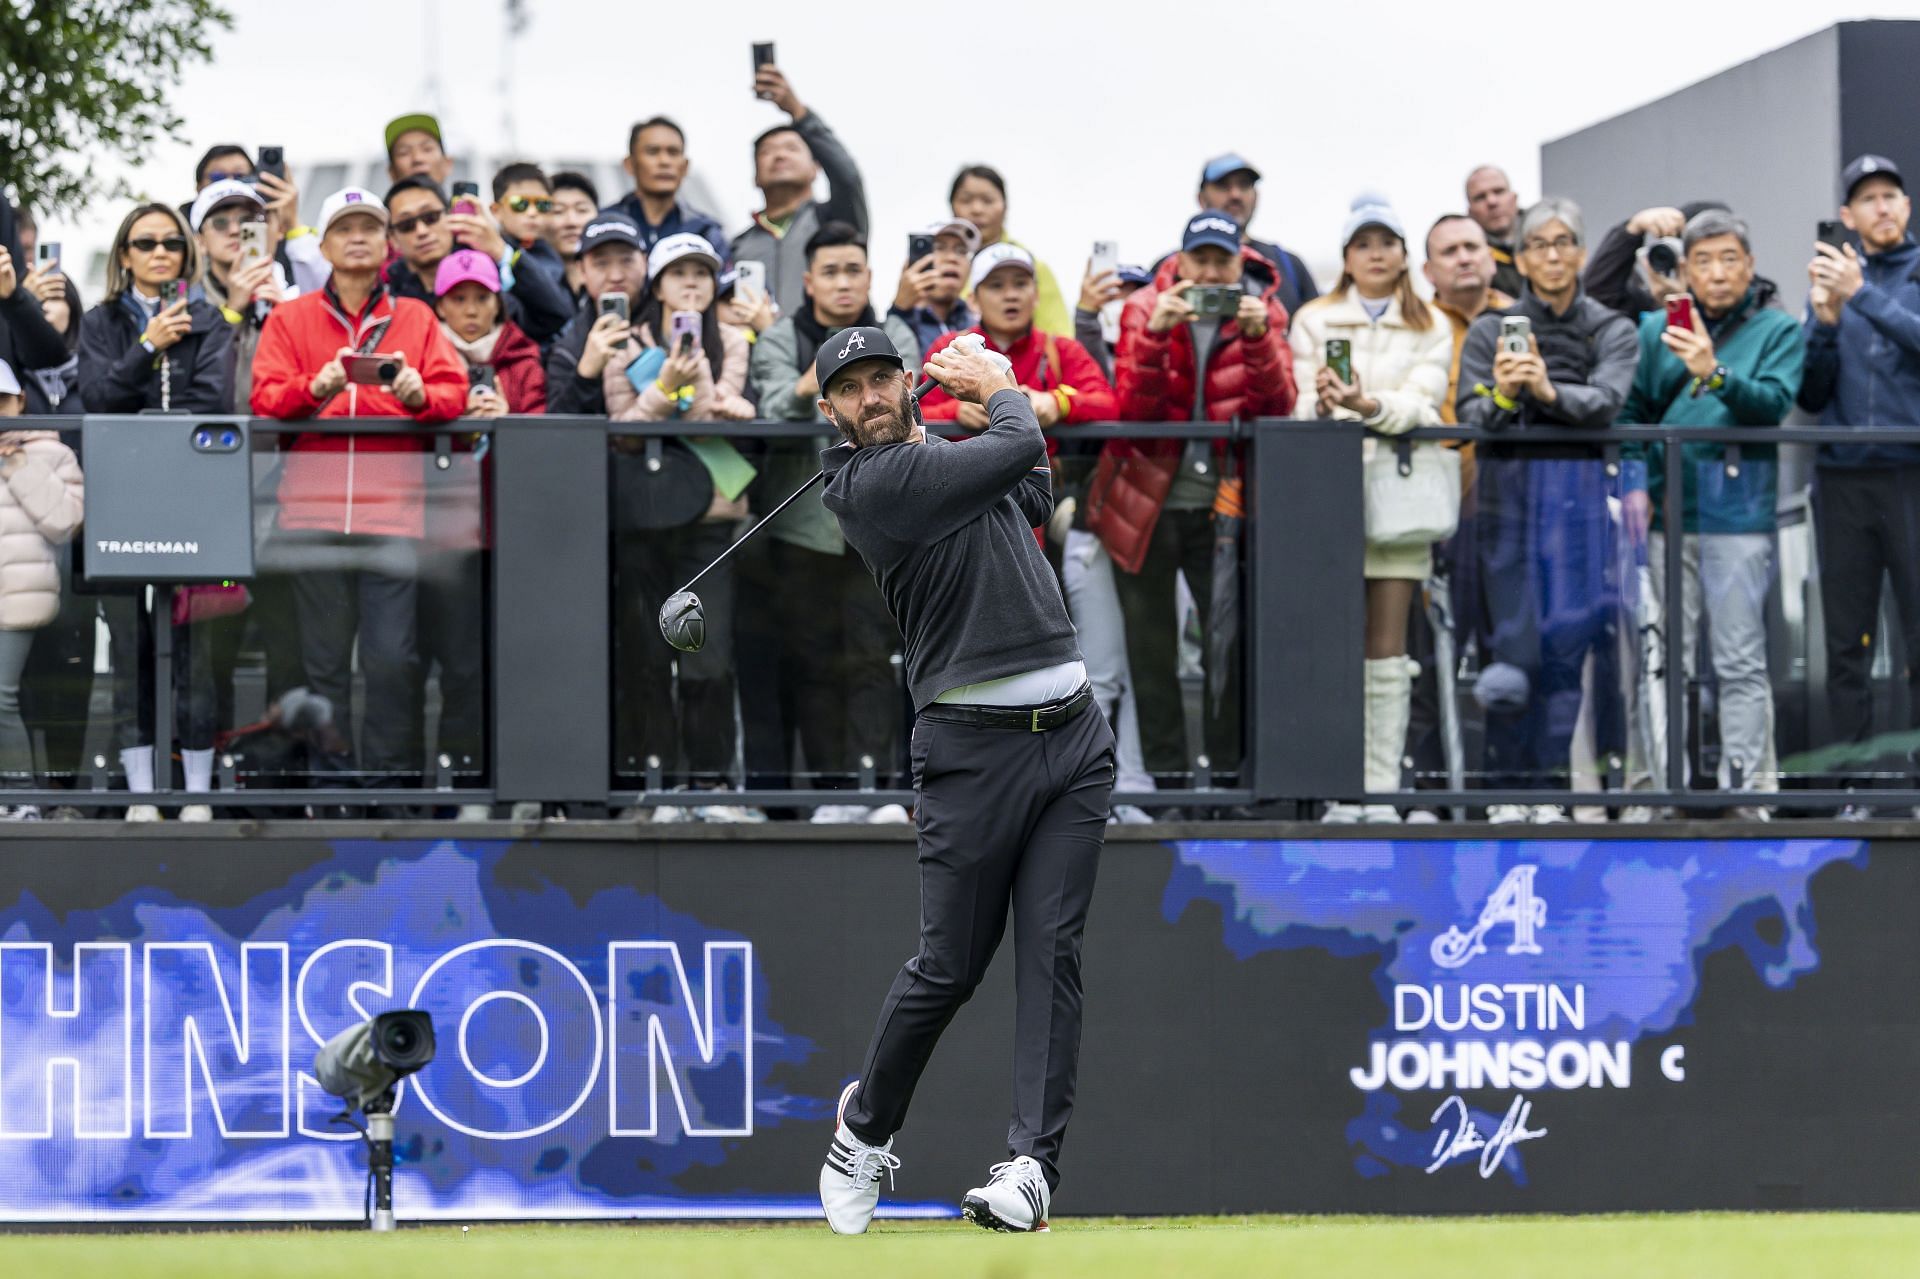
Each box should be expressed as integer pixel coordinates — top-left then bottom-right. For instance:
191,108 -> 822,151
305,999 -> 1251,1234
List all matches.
753,42 -> 776,97
257,146 -> 285,182
599,293 -> 630,348
35,240 -> 59,268
237,222 -> 268,270
451,181 -> 480,216
173,280 -> 189,305
1326,338 -> 1353,384
1500,315 -> 1531,354
1090,240 -> 1119,280
1187,284 -> 1240,319
1817,219 -> 1848,250
670,310 -> 701,354
345,353 -> 403,385
734,260 -> 767,297
1664,295 -> 1694,332
907,232 -> 936,265
468,364 -> 497,393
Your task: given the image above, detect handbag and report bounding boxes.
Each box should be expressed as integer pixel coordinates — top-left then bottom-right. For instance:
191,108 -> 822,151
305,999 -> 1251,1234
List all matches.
1364,437 -> 1461,547
171,582 -> 251,625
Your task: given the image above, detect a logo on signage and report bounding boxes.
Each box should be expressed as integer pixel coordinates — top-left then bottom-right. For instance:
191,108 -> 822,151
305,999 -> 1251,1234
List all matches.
1431,865 -> 1546,969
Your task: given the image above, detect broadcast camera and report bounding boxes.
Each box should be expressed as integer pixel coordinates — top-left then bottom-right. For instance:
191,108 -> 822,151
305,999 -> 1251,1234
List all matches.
314,1010 -> 436,1112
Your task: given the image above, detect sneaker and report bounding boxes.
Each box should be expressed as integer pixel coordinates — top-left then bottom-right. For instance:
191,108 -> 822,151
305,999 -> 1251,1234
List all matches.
1618,804 -> 1659,823
1404,808 -> 1442,825
508,801 -> 544,822
962,1155 -> 1050,1233
1730,804 -> 1773,823
1321,802 -> 1364,824
455,803 -> 492,822
1360,804 -> 1402,824
1571,804 -> 1608,824
1487,804 -> 1531,824
819,1080 -> 899,1235
1531,805 -> 1569,824
692,803 -> 769,823
0,805 -> 41,821
811,804 -> 872,824
651,803 -> 697,823
47,805 -> 85,821
125,804 -> 162,823
866,803 -> 910,824
178,804 -> 213,823
1838,804 -> 1876,822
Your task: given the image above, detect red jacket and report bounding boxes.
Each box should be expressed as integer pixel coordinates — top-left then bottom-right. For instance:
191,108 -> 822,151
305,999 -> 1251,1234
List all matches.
919,327 -> 1116,453
486,320 -> 547,414
251,285 -> 467,539
1089,248 -> 1295,572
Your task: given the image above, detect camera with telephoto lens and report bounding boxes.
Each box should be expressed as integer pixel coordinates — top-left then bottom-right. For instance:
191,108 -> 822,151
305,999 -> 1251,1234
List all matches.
313,1009 -> 436,1112
1645,236 -> 1684,277
1187,283 -> 1244,319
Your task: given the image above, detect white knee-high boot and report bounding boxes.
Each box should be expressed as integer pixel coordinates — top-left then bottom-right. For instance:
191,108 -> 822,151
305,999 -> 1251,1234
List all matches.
1363,658 -> 1412,822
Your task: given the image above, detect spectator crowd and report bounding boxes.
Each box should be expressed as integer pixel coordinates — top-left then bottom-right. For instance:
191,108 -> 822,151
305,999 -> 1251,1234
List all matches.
0,58 -> 1915,824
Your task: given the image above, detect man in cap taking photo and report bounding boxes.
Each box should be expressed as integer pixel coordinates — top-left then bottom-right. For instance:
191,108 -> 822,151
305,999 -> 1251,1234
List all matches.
812,326 -> 1114,1238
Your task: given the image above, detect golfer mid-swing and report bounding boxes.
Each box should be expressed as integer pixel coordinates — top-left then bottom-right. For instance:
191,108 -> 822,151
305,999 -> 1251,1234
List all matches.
812,326 -> 1115,1234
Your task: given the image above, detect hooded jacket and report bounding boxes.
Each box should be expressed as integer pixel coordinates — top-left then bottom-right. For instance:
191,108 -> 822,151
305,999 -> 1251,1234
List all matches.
0,431 -> 83,631
77,291 -> 235,415
1798,236 -> 1920,467
1619,279 -> 1804,534
249,283 -> 467,538
441,317 -> 547,414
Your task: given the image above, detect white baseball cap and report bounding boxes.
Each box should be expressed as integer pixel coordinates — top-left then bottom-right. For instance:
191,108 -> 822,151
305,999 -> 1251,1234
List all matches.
188,178 -> 266,233
647,232 -> 722,284
921,217 -> 981,254
968,242 -> 1035,293
319,187 -> 389,235
0,359 -> 20,398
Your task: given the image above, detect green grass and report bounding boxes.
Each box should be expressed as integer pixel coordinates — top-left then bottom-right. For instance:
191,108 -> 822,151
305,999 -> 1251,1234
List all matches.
0,1214 -> 1911,1278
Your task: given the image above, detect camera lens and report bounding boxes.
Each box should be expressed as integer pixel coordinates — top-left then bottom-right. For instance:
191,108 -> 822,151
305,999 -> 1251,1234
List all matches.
379,361 -> 398,381
220,430 -> 237,449
193,429 -> 211,449
1648,242 -> 1679,275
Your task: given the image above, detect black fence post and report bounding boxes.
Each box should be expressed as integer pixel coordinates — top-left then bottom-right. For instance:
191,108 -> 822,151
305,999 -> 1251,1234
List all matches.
490,418 -> 610,805
1246,420 -> 1364,803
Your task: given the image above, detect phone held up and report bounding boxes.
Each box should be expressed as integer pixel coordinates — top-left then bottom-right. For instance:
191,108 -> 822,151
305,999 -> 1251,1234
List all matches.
257,146 -> 285,182
1090,240 -> 1119,280
1817,219 -> 1849,251
1325,339 -> 1353,384
1664,295 -> 1694,333
753,42 -> 775,96
670,311 -> 701,355
907,233 -> 936,266
451,181 -> 481,217
599,293 -> 630,348
734,260 -> 767,299
34,240 -> 59,269
1500,315 -> 1532,355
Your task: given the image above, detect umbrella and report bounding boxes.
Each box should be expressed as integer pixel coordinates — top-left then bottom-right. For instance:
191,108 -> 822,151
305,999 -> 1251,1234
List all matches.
1206,459 -> 1243,723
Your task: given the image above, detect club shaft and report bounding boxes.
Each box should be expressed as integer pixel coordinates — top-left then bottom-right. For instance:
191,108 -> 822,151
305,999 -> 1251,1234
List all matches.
672,467 -> 827,595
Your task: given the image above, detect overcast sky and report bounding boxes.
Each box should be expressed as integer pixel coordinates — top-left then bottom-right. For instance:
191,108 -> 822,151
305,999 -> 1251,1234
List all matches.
52,2 -> 1920,294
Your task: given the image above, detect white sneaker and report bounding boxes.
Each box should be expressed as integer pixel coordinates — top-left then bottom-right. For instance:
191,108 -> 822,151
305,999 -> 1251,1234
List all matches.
1360,804 -> 1402,824
1531,804 -> 1569,824
125,804 -> 162,823
1618,804 -> 1659,823
0,805 -> 41,821
866,803 -> 910,824
811,804 -> 872,824
1730,804 -> 1773,823
1404,808 -> 1441,825
692,803 -> 769,823
1321,802 -> 1364,824
819,1080 -> 898,1235
455,803 -> 492,822
178,804 -> 213,823
1487,804 -> 1531,824
962,1155 -> 1050,1233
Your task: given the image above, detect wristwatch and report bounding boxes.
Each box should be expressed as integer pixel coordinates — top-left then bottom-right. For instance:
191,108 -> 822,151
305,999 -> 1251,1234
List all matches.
1706,364 -> 1729,392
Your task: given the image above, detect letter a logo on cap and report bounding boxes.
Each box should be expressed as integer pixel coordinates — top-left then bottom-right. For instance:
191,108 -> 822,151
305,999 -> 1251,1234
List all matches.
837,331 -> 867,358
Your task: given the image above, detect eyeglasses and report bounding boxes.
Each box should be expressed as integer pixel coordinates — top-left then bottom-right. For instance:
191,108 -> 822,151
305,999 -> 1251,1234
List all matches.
128,237 -> 188,255
1522,236 -> 1578,257
505,196 -> 554,214
206,211 -> 265,234
392,210 -> 446,236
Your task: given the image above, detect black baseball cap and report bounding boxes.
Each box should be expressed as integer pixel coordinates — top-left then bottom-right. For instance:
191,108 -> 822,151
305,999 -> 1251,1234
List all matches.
1843,154 -> 1904,201
576,212 -> 643,259
814,325 -> 907,389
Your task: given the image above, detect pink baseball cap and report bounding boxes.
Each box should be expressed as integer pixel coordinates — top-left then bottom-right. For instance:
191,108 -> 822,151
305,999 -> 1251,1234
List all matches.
434,248 -> 501,297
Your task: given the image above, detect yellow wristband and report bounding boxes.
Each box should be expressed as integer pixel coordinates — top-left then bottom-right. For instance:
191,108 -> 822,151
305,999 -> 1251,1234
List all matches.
284,225 -> 317,241
219,306 -> 244,326
1491,390 -> 1519,412
1051,387 -> 1072,418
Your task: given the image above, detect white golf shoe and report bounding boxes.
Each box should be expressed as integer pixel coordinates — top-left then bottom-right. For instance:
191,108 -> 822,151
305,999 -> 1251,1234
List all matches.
962,1155 -> 1051,1232
819,1080 -> 899,1235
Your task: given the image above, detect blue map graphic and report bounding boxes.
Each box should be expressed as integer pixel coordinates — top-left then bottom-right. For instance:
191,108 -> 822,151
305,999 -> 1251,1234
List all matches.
1161,837 -> 1869,1183
0,841 -> 949,1222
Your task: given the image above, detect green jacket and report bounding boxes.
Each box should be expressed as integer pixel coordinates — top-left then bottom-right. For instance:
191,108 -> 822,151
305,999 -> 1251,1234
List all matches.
1619,280 -> 1805,534
747,310 -> 921,555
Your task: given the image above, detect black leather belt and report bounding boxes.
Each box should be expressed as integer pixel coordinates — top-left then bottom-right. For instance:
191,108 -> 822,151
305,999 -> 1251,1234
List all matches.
918,683 -> 1094,733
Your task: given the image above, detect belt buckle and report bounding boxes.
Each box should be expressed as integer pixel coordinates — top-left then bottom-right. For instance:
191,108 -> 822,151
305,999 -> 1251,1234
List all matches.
1031,707 -> 1043,733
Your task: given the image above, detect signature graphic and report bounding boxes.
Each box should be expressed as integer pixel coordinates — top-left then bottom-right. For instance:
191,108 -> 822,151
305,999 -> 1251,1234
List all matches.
1424,1094 -> 1547,1178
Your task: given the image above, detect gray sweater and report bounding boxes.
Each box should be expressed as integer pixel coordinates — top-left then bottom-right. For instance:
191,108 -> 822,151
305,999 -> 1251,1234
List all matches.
821,388 -> 1081,709
730,112 -> 869,317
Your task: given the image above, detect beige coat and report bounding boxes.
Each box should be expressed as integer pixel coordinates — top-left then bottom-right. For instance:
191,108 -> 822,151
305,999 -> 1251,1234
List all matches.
0,431 -> 83,630
604,320 -> 755,422
1288,290 -> 1452,432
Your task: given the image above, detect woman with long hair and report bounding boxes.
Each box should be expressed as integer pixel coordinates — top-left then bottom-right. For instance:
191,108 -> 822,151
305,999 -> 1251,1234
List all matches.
78,202 -> 235,821
1289,194 -> 1453,822
949,164 -> 1072,339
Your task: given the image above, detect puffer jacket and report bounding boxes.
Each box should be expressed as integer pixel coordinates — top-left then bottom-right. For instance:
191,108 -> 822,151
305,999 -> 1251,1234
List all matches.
1089,247 -> 1294,572
0,431 -> 84,630
1288,290 -> 1450,431
250,283 -> 467,539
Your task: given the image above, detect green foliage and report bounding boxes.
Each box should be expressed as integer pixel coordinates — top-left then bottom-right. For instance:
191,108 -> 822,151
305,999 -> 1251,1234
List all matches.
0,0 -> 233,216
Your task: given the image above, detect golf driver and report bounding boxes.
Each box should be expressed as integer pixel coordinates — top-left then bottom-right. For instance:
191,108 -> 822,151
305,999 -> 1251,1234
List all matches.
658,468 -> 828,652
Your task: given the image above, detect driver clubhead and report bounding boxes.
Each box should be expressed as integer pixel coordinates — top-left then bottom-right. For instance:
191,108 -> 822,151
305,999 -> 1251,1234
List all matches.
659,590 -> 706,652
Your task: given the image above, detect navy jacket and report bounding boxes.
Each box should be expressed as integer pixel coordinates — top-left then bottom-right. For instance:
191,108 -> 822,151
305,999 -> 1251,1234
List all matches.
606,193 -> 729,261
1799,236 -> 1920,466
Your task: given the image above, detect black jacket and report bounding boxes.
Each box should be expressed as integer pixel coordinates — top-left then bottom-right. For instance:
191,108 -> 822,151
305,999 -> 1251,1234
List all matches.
382,244 -> 576,348
77,294 -> 235,415
543,301 -> 604,416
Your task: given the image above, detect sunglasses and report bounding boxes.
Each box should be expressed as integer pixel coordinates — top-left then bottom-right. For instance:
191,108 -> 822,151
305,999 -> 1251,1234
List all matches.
128,237 -> 189,255
505,196 -> 555,214
206,211 -> 265,234
392,209 -> 447,236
